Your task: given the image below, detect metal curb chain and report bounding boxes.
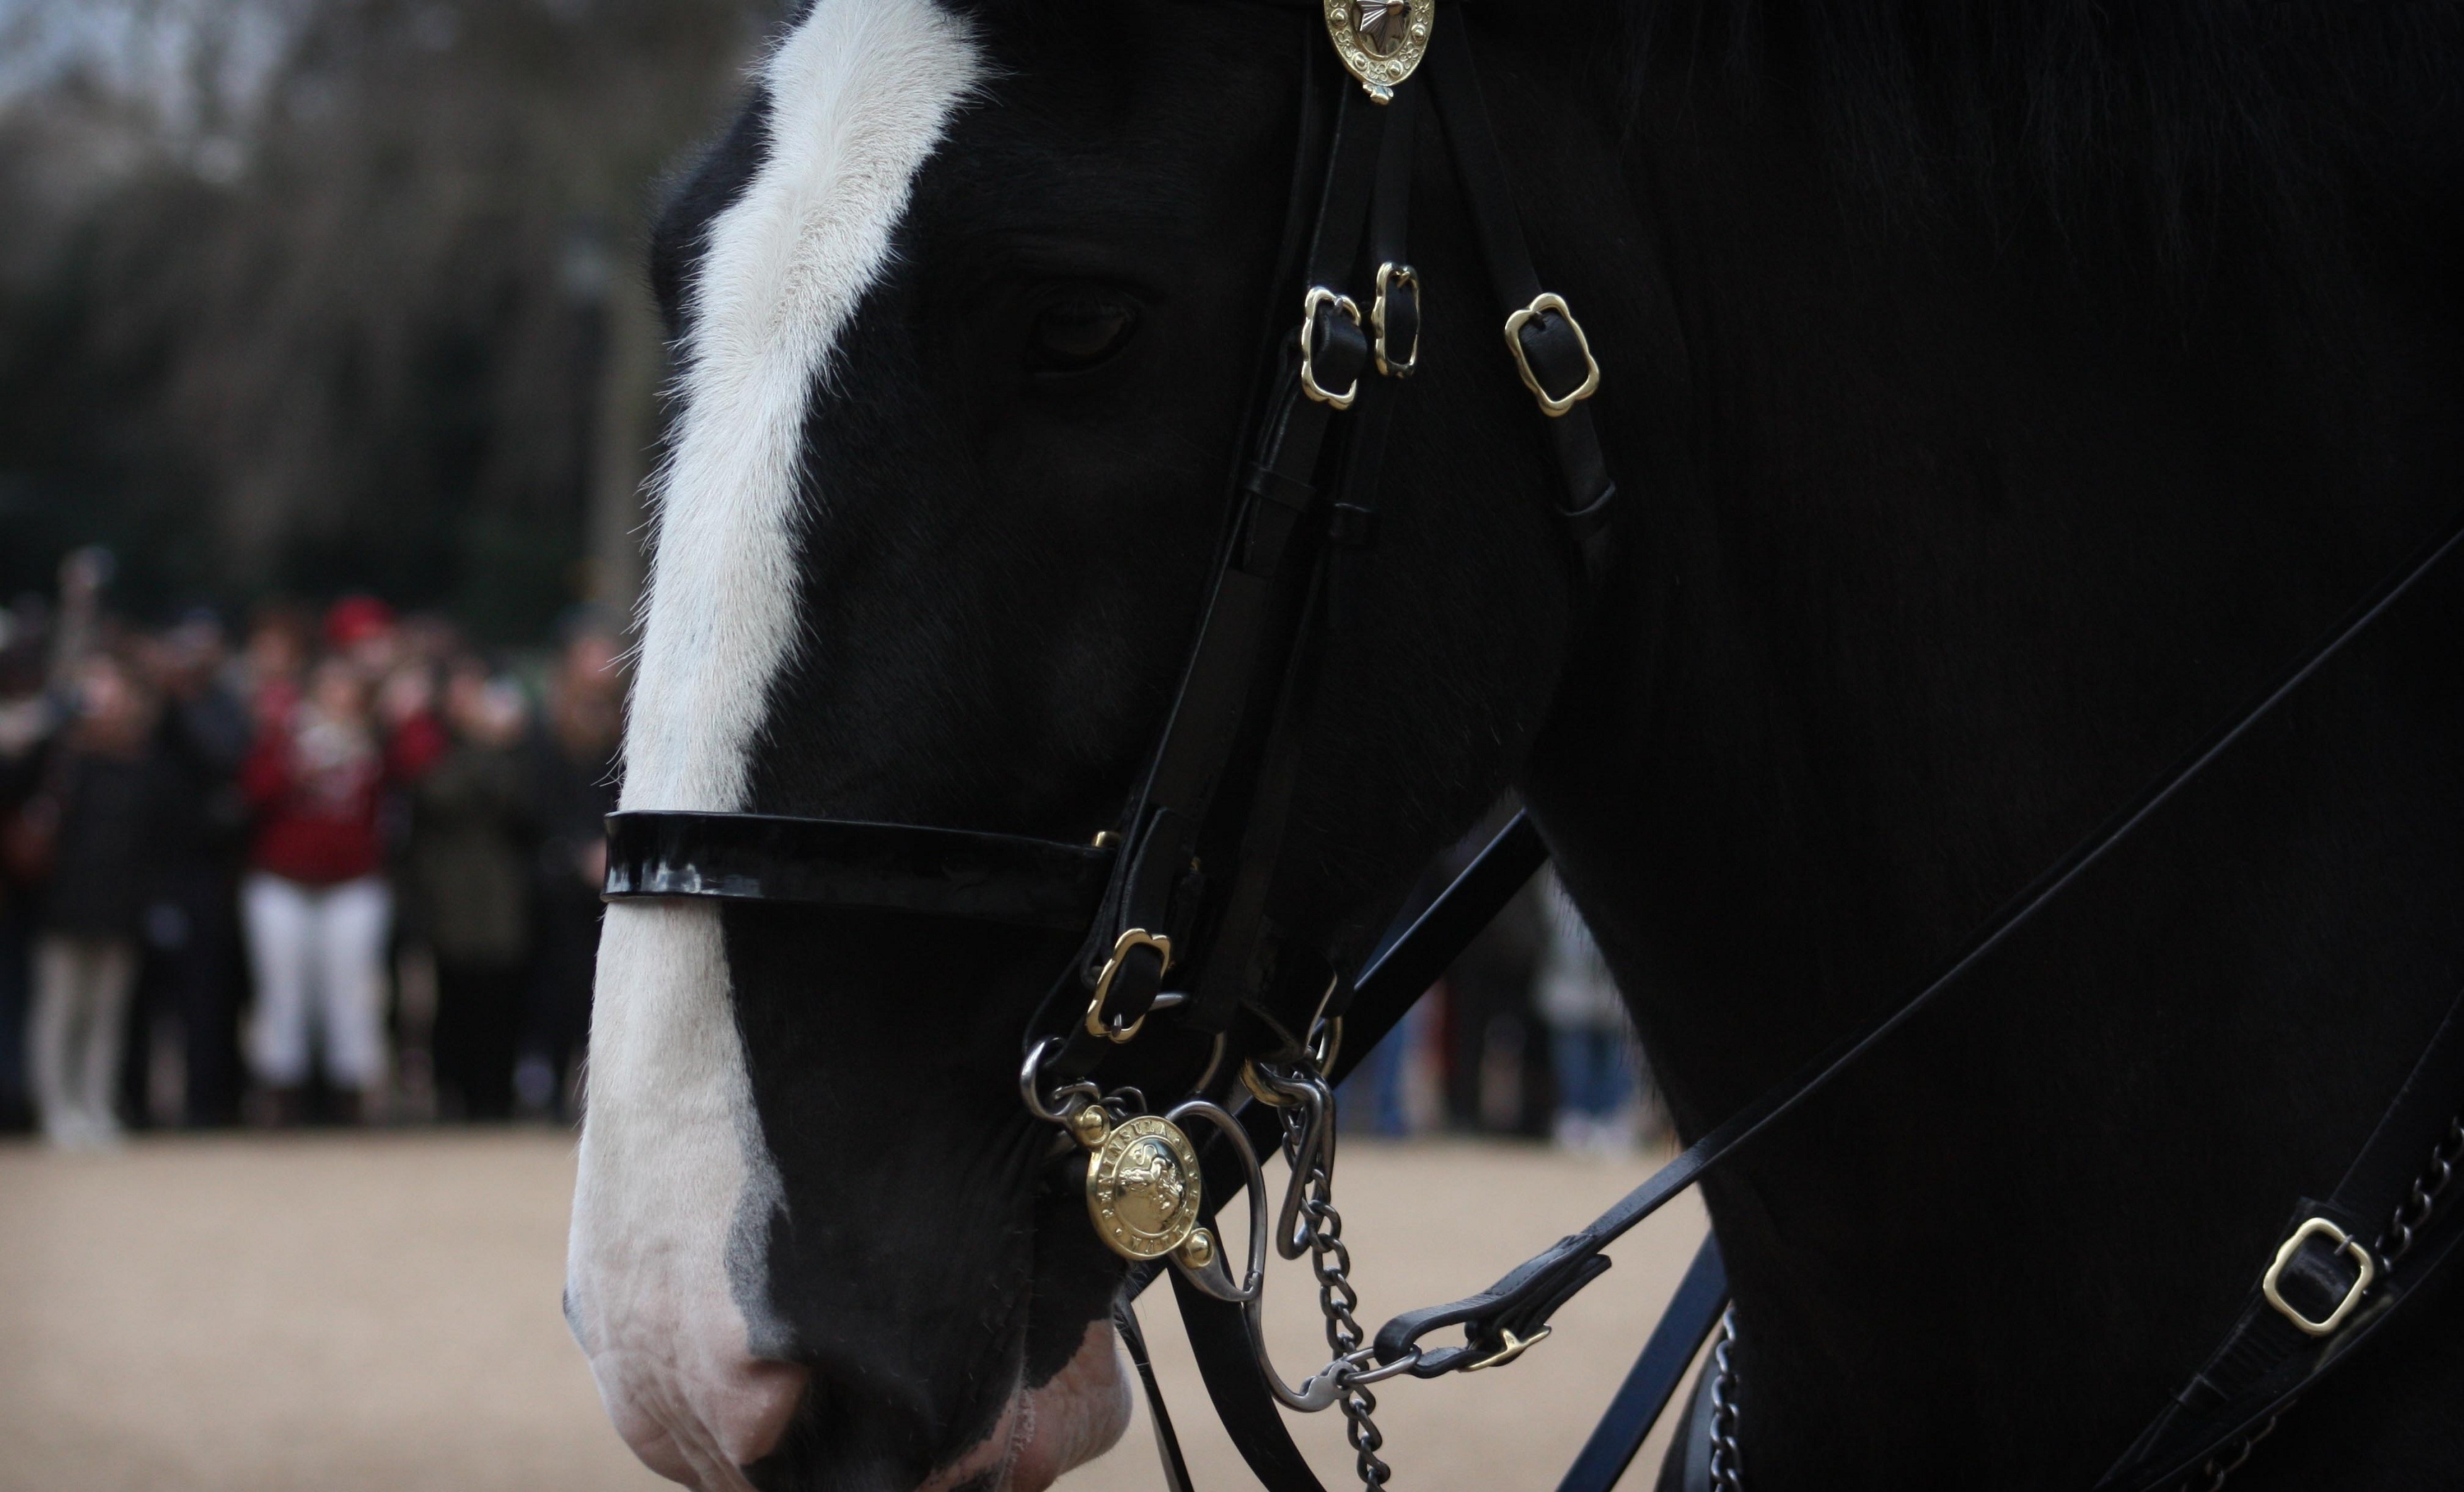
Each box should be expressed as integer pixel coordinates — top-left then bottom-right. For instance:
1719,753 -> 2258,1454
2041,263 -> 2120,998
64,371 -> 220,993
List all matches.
1706,1307 -> 1743,1492
1303,1161 -> 1395,1489
2375,1111 -> 2464,1268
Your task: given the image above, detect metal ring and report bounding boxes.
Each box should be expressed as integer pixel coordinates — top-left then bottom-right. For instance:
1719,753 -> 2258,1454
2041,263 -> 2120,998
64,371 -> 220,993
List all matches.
1241,1059 -> 1303,1108
1300,286 -> 1363,409
1340,1345 -> 1423,1386
1308,1015 -> 1344,1075
1018,1037 -> 1101,1126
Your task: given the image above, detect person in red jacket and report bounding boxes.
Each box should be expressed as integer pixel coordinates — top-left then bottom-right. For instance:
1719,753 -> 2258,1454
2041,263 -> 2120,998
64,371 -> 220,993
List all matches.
239,602 -> 444,1124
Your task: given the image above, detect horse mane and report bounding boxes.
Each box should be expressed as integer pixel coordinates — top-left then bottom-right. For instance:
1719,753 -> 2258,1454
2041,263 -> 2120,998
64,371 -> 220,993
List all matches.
1601,0 -> 2464,258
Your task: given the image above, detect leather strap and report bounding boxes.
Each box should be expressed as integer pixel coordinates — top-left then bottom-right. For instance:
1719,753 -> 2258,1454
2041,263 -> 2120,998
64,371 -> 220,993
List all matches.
1554,1234 -> 1730,1492
1190,77 -> 1429,1044
1174,1253 -> 1335,1492
602,812 -> 1112,929
1421,13 -> 1620,594
1040,67 -> 1391,1075
1371,507 -> 2464,1374
2094,986 -> 2464,1491
1117,1296 -> 1199,1492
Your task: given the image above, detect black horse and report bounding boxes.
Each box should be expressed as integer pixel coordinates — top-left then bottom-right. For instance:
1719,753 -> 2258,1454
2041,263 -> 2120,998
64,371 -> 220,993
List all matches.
564,1 -> 2464,1488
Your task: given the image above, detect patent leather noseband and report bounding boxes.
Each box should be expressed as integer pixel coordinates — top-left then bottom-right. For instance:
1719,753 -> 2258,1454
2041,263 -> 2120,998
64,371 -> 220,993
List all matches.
607,812 -> 1113,930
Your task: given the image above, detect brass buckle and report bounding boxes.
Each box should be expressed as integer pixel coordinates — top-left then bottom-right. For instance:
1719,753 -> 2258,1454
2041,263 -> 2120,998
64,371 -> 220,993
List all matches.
2261,1217 -> 2375,1336
1372,262 -> 1419,377
1502,291 -> 1600,417
1085,928 -> 1174,1044
1462,1325 -> 1551,1371
1300,286 -> 1363,410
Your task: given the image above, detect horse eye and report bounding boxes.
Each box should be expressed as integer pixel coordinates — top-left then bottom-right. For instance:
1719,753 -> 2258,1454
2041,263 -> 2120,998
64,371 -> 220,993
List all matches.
1029,297 -> 1139,374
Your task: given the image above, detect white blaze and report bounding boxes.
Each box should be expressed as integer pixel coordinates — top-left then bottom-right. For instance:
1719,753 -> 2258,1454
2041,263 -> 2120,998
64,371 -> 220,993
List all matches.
568,1 -> 984,1487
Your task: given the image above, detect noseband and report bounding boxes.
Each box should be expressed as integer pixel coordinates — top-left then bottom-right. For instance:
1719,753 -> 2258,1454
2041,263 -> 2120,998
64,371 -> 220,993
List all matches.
605,5 -> 2464,1489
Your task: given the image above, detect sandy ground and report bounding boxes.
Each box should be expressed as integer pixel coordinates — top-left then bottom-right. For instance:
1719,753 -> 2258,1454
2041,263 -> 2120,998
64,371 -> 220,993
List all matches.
0,1130 -> 1707,1492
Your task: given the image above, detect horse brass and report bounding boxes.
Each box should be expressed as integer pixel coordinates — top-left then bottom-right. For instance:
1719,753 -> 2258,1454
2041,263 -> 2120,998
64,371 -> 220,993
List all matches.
1323,0 -> 1435,102
1084,1114 -> 1205,1261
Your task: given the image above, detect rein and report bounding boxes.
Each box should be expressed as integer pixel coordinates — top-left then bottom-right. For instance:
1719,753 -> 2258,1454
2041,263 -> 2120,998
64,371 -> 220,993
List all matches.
603,4 -> 2464,1487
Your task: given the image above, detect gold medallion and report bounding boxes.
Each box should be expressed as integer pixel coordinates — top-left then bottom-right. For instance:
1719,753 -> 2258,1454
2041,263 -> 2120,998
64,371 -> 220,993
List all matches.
1083,1113 -> 1204,1261
1324,0 -> 1435,102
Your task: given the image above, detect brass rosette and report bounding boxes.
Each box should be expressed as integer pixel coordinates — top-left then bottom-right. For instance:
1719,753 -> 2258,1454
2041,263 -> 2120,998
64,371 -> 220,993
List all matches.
1323,0 -> 1436,101
1082,1113 -> 1205,1261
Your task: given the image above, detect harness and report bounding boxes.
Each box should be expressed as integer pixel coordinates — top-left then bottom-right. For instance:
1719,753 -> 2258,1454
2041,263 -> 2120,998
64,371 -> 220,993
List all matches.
603,4 -> 2464,1487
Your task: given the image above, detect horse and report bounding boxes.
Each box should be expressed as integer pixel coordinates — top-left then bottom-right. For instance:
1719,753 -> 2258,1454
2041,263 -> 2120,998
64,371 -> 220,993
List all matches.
562,1 -> 2464,1488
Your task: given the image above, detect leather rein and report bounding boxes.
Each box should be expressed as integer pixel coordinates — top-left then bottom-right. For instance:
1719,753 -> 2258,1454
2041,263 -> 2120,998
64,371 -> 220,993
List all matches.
603,6 -> 2464,1488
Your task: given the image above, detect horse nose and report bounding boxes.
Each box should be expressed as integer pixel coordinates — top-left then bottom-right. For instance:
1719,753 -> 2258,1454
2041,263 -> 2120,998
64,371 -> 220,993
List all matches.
584,1329 -> 810,1491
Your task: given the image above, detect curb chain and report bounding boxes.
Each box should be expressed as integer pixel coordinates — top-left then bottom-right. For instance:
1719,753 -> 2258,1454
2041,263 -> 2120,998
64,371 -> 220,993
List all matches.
2375,1111 -> 2464,1268
1303,1164 -> 1394,1491
1706,1306 -> 1743,1492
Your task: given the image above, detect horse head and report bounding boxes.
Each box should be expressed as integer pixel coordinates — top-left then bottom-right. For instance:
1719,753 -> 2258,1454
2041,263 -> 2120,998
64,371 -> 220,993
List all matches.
565,4 -> 1643,1488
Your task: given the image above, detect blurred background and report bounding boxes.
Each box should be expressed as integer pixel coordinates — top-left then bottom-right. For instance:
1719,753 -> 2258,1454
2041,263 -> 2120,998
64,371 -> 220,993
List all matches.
0,4 -> 1687,1488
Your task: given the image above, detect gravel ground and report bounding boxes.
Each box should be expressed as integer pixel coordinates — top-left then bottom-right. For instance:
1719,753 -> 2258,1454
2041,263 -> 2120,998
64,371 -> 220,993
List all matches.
0,1130 -> 1706,1492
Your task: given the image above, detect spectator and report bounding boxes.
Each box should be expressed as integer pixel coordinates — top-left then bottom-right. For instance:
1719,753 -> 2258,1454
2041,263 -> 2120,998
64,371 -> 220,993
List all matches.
0,602 -> 58,1132
408,658 -> 534,1120
325,594 -> 400,684
23,652 -> 172,1148
1536,872 -> 1639,1156
239,638 -> 444,1125
137,611 -> 253,1127
241,603 -> 310,726
521,616 -> 621,1119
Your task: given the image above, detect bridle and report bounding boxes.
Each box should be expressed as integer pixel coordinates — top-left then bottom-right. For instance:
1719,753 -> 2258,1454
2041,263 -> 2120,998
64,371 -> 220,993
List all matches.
603,5 -> 2464,1489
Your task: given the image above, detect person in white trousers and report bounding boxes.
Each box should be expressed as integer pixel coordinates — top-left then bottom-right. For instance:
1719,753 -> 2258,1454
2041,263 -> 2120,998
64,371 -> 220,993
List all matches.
241,872 -> 392,1099
237,625 -> 446,1124
29,936 -> 136,1148
23,649 -> 167,1149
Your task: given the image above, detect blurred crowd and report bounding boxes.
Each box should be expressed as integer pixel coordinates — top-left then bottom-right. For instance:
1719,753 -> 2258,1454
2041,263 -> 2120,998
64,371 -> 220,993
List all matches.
1341,816 -> 1670,1156
0,550 -> 622,1146
0,550 -> 1654,1156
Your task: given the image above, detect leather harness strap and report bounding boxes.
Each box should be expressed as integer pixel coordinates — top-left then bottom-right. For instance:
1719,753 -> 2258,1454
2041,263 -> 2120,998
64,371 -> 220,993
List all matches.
1366,509 -> 2464,1384
1421,26 -> 1618,592
2096,985 -> 2464,1491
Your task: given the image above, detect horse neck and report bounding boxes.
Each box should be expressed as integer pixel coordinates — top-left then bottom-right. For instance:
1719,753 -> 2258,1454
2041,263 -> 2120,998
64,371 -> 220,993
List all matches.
1509,42 -> 2464,1479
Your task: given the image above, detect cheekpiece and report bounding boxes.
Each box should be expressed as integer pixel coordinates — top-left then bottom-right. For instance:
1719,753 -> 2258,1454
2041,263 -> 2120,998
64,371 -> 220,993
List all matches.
1323,0 -> 1435,102
1084,1114 -> 1205,1260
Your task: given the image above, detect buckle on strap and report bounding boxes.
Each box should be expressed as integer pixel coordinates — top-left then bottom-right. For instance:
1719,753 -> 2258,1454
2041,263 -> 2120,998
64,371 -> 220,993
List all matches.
1372,262 -> 1419,378
1503,291 -> 1600,417
1461,1325 -> 1550,1372
1086,928 -> 1173,1044
2261,1217 -> 2375,1336
1300,286 -> 1365,408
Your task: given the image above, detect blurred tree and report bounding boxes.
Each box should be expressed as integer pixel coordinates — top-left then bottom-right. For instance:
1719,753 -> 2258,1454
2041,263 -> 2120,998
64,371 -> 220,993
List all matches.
0,0 -> 775,638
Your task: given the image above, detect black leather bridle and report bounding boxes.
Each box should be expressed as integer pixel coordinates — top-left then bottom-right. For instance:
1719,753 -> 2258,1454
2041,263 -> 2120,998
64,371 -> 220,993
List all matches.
605,6 -> 2464,1488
